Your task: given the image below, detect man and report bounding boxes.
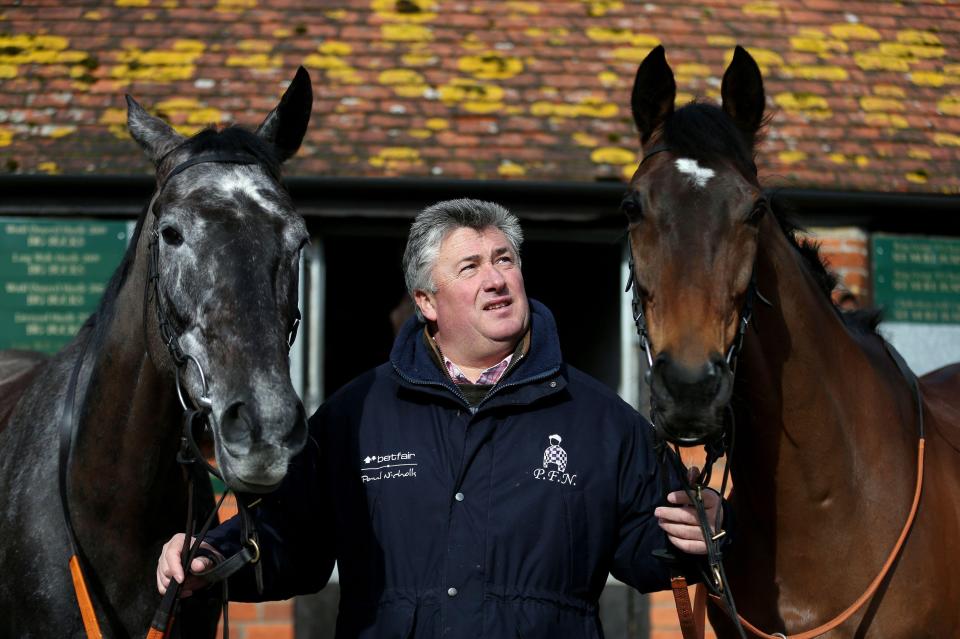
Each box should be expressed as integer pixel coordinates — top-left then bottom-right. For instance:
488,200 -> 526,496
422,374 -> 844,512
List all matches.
158,198 -> 722,637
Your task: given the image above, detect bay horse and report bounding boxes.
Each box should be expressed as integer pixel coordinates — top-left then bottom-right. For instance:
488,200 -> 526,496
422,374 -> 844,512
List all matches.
625,46 -> 960,637
0,67 -> 313,638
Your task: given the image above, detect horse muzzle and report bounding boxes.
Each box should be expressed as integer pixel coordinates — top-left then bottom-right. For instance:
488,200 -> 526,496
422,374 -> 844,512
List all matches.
214,398 -> 308,492
649,352 -> 732,445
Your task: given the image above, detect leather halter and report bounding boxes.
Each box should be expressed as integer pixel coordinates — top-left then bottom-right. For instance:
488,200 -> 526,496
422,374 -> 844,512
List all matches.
58,149 -> 300,639
625,145 -> 927,639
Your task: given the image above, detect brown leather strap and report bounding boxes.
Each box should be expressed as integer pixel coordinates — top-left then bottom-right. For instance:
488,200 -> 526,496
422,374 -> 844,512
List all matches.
703,438 -> 926,639
671,576 -> 705,639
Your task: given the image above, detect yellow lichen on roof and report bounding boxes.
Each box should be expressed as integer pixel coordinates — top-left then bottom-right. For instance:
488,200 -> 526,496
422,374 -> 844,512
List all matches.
878,41 -> 945,60
379,69 -> 429,97
458,53 -> 523,80
328,67 -> 363,84
774,92 -> 832,120
937,94 -> 960,116
784,65 -> 848,81
112,41 -> 205,82
84,11 -> 103,19
403,52 -> 437,66
382,24 -> 433,42
864,113 -> 908,128
908,148 -> 932,160
854,52 -> 910,72
707,35 -> 736,47
910,71 -> 950,87
584,1 -> 624,17
425,118 -> 448,130
779,150 -> 807,164
369,147 -> 423,170
505,2 -> 539,14
897,30 -> 941,46
829,23 -> 881,41
498,160 -> 526,177
531,96 -> 618,119
742,3 -> 782,18
237,40 -> 273,52
116,0 -> 150,6
0,65 -> 15,78
573,132 -> 599,147
227,54 -> 282,68
215,0 -> 256,12
0,127 -> 14,147
790,30 -> 848,56
37,161 -> 60,175
873,84 -> 906,98
676,63 -> 711,78
590,147 -> 635,165
320,41 -> 352,56
933,132 -> 960,146
905,171 -> 928,184
438,78 -> 505,114
41,125 -> 76,139
860,97 -> 905,112
0,34 -> 79,67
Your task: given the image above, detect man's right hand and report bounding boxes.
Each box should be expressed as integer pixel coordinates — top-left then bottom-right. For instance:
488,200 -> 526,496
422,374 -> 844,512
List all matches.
156,533 -> 220,597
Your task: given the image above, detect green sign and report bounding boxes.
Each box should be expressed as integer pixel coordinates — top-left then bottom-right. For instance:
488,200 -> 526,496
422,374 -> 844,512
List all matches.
872,234 -> 960,324
0,217 -> 131,353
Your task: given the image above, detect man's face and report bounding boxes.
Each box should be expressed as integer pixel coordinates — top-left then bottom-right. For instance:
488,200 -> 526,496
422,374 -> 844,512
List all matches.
415,226 -> 530,367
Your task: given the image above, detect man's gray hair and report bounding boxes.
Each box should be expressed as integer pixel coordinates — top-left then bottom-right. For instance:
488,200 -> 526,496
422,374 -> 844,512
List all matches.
402,199 -> 523,320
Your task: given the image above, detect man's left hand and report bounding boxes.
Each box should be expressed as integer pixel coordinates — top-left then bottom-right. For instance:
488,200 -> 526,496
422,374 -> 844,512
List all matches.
654,466 -> 723,555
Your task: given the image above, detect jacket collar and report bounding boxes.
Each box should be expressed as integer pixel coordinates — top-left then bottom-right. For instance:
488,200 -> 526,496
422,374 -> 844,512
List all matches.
390,299 -> 564,408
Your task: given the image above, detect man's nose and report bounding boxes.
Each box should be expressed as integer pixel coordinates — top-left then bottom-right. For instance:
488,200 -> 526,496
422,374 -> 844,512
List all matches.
481,263 -> 506,289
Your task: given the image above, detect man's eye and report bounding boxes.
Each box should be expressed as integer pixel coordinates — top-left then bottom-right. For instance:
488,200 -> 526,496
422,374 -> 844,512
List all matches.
497,256 -> 513,264
459,264 -> 476,274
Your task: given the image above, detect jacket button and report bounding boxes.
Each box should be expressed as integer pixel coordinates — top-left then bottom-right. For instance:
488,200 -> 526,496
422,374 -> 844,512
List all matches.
549,380 -> 557,388
455,492 -> 465,502
447,587 -> 458,597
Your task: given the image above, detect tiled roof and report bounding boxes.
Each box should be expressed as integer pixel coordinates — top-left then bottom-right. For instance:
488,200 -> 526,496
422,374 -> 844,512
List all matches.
1,1 -> 958,194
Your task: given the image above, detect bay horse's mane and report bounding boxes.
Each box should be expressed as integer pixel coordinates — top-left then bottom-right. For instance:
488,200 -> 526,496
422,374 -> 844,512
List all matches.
84,125 -> 284,352
662,101 -> 881,335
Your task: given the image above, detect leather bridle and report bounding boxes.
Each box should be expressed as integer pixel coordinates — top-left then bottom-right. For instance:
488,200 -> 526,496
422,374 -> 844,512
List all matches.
58,148 -> 301,639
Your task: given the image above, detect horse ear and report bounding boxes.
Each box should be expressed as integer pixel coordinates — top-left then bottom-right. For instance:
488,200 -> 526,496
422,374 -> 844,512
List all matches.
631,45 -> 676,144
721,46 -> 765,143
126,95 -> 185,165
256,66 -> 313,163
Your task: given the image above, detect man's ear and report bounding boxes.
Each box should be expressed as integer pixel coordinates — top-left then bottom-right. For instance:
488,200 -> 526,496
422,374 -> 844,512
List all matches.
414,289 -> 438,322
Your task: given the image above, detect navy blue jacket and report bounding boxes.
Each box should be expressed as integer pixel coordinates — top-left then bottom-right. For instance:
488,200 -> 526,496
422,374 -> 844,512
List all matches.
206,300 -> 692,638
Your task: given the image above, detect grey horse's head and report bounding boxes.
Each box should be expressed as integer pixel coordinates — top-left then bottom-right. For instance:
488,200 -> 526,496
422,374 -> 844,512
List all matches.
126,67 -> 312,493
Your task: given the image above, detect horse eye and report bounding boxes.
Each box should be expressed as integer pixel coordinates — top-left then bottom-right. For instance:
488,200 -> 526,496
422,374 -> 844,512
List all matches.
746,201 -> 767,227
160,226 -> 184,247
621,198 -> 643,222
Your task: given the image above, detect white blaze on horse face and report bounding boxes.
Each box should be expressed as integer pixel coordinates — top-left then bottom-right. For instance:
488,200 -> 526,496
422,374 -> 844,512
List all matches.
217,167 -> 285,218
674,158 -> 715,188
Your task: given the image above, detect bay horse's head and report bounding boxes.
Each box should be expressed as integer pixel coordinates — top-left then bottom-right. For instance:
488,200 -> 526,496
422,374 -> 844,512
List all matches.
626,46 -> 767,445
126,68 -> 312,492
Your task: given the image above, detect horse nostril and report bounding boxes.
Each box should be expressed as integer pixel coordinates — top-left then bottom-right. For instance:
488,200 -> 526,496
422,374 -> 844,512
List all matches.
283,403 -> 308,450
220,401 -> 259,450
